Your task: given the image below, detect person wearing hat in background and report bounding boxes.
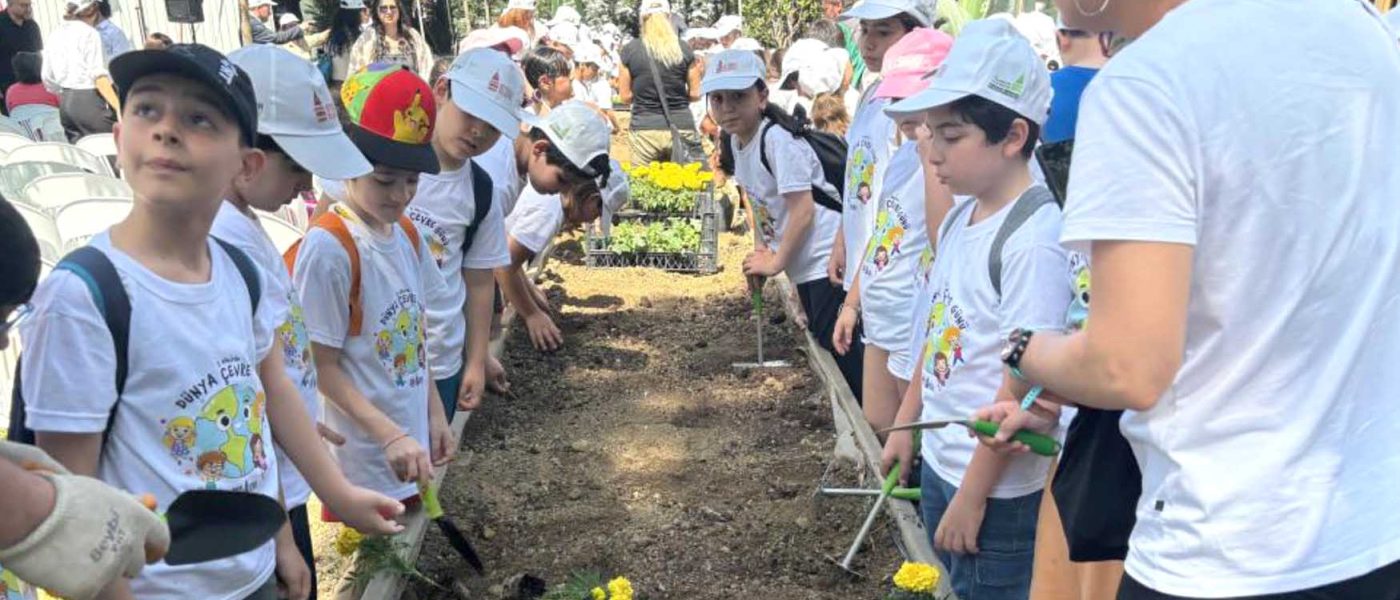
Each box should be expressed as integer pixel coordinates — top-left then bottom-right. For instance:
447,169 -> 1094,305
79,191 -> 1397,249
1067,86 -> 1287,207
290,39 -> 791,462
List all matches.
42,0 -> 119,142
619,0 -> 704,166
1040,16 -> 1106,145
348,0 -> 433,80
572,42 -> 619,130
457,25 -> 530,59
250,0 -> 305,45
291,63 -> 457,528
547,4 -> 580,30
0,0 -> 42,117
304,0 -> 366,94
712,14 -> 742,48
878,19 -> 1065,600
830,27 -> 952,439
24,43 -> 405,600
93,0 -> 132,64
278,13 -> 316,59
498,0 -> 538,43
772,38 -> 845,117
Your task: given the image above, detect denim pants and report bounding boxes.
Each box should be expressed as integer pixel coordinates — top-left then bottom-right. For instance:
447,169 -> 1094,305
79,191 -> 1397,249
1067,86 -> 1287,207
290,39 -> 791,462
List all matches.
921,462 -> 1040,600
434,367 -> 463,423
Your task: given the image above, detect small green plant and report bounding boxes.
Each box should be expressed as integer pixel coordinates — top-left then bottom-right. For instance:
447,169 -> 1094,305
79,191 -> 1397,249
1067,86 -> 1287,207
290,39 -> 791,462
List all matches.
541,571 -> 634,600
606,219 -> 701,254
349,535 -> 442,591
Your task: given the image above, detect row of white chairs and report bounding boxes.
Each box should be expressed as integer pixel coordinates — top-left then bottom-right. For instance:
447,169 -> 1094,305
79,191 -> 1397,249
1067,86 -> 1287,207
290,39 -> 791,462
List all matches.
0,131 -> 117,156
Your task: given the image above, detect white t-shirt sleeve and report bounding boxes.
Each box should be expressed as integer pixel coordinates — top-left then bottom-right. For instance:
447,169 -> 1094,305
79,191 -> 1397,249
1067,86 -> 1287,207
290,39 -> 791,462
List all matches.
506,194 -> 563,255
1061,75 -> 1198,251
997,211 -> 1075,337
461,182 -> 511,270
18,272 -> 119,433
293,229 -> 353,349
767,129 -> 820,196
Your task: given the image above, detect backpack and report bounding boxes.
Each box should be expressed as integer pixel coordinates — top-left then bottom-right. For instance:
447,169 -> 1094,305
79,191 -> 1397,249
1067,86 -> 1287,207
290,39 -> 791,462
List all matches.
282,209 -> 422,337
938,185 -> 1059,298
721,104 -> 847,212
7,239 -> 262,445
459,162 -> 494,256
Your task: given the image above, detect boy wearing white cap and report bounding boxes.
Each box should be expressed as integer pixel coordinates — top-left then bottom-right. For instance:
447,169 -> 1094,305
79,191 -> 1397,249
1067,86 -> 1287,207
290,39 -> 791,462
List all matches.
572,42 -> 619,130
405,48 -> 525,422
878,19 -> 1070,600
712,14 -> 742,48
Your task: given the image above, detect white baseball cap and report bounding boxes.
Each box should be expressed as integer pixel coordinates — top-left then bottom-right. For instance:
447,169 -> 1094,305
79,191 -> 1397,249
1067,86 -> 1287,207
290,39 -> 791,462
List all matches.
340,0 -> 365,8
712,14 -> 742,35
842,0 -> 932,27
1387,9 -> 1400,40
573,42 -> 605,66
601,158 -> 629,222
885,18 -> 1051,125
228,44 -> 372,180
522,101 -> 611,176
700,49 -> 766,94
458,26 -> 530,58
548,4 -> 581,26
779,39 -> 843,96
548,21 -> 582,47
730,37 -> 763,51
247,0 -> 276,8
279,13 -> 301,26
683,27 -> 719,42
639,0 -> 670,17
445,48 -> 527,139
506,0 -> 535,9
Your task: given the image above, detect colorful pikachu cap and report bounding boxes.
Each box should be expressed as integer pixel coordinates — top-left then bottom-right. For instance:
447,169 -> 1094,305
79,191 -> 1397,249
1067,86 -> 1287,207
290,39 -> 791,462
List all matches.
340,63 -> 441,174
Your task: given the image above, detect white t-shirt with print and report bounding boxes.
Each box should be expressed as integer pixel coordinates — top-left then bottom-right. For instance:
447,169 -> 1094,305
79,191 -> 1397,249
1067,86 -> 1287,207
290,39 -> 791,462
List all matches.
1060,0 -> 1400,594
731,118 -> 841,285
914,189 -> 1071,498
476,137 -> 525,217
505,184 -> 564,255
292,205 -> 440,501
841,93 -> 898,290
211,201 -> 320,508
856,141 -> 926,361
572,78 -> 613,113
406,161 -> 510,379
20,233 -> 280,600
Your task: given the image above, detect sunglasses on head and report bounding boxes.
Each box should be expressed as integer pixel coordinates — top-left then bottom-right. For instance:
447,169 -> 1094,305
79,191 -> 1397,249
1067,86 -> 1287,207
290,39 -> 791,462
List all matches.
378,4 -> 399,12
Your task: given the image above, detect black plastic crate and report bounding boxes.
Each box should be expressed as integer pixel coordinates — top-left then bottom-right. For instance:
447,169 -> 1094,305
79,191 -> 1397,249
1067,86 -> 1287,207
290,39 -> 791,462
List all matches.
586,190 -> 720,274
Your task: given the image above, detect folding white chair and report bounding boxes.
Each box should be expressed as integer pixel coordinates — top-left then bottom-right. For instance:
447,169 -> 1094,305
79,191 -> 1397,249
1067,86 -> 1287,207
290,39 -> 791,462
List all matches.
0,161 -> 85,202
0,115 -> 27,137
0,132 -> 32,155
18,173 -> 133,212
9,105 -> 65,143
255,210 -> 305,254
54,197 -> 134,252
3,143 -> 114,177
15,201 -> 61,263
75,133 -> 118,159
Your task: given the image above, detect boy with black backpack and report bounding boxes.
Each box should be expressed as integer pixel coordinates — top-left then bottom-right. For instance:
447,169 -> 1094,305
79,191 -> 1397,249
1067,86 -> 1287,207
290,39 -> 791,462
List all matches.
16,44 -> 402,600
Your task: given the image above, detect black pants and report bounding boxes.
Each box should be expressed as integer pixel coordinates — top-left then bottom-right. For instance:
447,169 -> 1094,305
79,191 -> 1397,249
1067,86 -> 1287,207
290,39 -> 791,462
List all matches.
282,503 -> 318,600
1119,559 -> 1400,600
797,278 -> 864,404
59,88 -> 116,143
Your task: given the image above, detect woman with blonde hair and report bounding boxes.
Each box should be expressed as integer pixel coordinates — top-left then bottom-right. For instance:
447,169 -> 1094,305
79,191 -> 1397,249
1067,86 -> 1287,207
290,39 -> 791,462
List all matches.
617,0 -> 703,165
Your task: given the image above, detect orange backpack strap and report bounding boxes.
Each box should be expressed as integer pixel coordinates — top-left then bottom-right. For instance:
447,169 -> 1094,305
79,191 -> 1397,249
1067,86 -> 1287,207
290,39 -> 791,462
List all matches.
398,215 -> 422,260
284,211 -> 365,336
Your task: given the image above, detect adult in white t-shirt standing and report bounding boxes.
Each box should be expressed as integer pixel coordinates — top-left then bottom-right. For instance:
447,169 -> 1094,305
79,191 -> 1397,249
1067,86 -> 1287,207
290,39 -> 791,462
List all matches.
983,0 -> 1400,598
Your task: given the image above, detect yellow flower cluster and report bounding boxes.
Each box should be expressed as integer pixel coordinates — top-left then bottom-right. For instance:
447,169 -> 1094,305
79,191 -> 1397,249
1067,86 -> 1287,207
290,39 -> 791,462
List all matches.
606,576 -> 633,600
622,161 -> 713,191
591,587 -> 606,600
333,527 -> 364,557
893,562 -> 940,594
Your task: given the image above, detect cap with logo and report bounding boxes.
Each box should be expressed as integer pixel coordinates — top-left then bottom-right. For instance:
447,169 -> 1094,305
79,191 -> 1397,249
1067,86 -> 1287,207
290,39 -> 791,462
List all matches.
700,49 -> 766,94
229,44 -> 372,180
712,14 -> 742,35
340,63 -> 439,174
841,0 -> 933,27
443,48 -> 526,139
780,39 -> 845,97
111,44 -> 259,147
872,27 -> 953,100
639,0 -> 670,17
885,18 -> 1051,125
521,100 -> 610,177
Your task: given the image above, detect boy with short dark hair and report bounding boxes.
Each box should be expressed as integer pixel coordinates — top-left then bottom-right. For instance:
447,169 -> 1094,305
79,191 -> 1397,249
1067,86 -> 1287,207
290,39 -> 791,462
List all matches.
19,44 -> 402,600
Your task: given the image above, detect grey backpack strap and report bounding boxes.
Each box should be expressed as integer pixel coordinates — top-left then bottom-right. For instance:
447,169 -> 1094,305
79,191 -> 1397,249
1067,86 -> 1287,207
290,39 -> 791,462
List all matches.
937,199 -> 975,252
989,185 -> 1057,298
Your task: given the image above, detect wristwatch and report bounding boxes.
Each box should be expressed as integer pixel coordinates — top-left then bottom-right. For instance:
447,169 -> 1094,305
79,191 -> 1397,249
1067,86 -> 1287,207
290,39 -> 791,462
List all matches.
1001,328 -> 1035,379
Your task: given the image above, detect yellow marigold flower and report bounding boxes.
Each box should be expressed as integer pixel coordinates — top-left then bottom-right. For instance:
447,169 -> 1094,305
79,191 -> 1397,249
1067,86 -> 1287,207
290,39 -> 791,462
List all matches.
606,577 -> 633,600
591,587 -> 606,600
893,562 -> 940,594
333,527 -> 364,556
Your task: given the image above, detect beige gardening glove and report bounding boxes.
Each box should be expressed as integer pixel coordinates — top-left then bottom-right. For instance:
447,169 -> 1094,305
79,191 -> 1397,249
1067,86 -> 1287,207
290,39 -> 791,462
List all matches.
0,441 -> 171,600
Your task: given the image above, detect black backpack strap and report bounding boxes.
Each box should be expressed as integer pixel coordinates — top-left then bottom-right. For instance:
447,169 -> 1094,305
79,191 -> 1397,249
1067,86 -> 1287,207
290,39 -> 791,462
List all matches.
989,185 -> 1058,298
755,121 -> 781,179
213,236 -> 262,316
461,161 -> 494,256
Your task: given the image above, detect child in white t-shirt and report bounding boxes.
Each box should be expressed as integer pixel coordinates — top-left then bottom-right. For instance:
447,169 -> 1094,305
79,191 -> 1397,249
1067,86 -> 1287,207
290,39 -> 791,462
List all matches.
290,64 -> 457,513
703,50 -> 860,395
879,21 -> 1067,600
20,45 -> 402,600
571,42 -> 618,130
831,29 -> 953,435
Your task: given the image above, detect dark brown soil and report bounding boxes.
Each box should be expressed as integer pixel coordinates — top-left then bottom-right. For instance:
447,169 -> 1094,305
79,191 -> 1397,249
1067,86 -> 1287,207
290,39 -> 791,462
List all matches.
410,232 -> 904,599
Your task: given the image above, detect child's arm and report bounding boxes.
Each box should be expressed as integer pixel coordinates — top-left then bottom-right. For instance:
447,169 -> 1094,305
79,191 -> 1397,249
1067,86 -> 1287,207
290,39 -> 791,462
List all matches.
936,437 -> 1012,555
313,344 -> 434,483
457,268 -> 496,412
261,345 -> 403,534
828,223 -> 846,285
426,364 -> 455,467
743,189 -> 815,277
880,343 -> 928,486
496,238 -> 560,351
832,268 -> 861,356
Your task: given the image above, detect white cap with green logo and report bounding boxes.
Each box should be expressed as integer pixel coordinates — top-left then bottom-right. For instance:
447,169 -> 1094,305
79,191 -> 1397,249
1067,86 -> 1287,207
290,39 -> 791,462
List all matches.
885,18 -> 1052,125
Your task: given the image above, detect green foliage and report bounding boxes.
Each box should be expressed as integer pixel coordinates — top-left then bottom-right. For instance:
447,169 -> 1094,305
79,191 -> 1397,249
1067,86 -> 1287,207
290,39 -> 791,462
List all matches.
631,180 -> 697,213
743,0 -> 823,50
541,571 -> 605,600
607,219 -> 702,254
349,536 -> 442,591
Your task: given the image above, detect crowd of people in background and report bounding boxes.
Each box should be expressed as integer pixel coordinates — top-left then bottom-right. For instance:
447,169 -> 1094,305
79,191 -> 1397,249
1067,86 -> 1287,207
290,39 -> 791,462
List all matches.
3,0 -> 1400,599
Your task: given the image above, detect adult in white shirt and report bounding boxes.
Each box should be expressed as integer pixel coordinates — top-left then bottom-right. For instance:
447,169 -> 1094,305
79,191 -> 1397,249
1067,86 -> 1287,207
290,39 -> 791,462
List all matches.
94,0 -> 132,64
41,0 -> 118,142
982,0 -> 1400,598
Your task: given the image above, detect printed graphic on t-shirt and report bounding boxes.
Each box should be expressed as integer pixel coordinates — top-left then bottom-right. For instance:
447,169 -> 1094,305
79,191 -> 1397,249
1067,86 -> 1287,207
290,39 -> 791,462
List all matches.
755,205 -> 776,246
406,207 -> 449,268
373,290 -> 427,389
917,247 -> 935,286
860,202 -> 910,277
277,293 -> 317,391
1067,253 -> 1090,331
0,567 -> 38,600
846,140 -> 876,208
921,285 -> 970,389
162,355 -> 270,491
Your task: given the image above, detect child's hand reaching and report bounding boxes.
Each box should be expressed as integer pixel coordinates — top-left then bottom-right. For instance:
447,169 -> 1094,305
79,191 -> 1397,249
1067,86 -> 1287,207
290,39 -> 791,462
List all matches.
973,399 -> 1060,456
457,363 -> 485,412
274,525 -> 310,600
383,434 -> 433,483
324,485 -> 405,536
935,491 -> 986,555
742,249 -> 782,277
525,312 -> 563,352
832,304 -> 859,356
429,418 -> 456,468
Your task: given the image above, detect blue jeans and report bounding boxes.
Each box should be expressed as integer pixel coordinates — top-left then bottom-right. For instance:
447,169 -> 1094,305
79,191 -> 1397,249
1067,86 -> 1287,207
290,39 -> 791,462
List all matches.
920,462 -> 1040,600
434,367 -> 463,423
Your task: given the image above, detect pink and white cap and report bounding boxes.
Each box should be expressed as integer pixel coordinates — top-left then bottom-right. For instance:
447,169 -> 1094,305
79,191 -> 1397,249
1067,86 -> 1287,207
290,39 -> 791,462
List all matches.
872,28 -> 953,100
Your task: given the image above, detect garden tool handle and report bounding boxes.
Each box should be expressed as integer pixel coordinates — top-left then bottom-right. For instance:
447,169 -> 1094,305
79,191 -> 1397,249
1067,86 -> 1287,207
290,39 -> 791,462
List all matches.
419,480 -> 444,520
969,420 -> 1062,457
882,460 -> 901,495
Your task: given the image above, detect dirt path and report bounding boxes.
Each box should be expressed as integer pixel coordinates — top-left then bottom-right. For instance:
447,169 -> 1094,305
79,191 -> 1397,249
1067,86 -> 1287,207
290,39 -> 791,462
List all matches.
410,232 -> 903,599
